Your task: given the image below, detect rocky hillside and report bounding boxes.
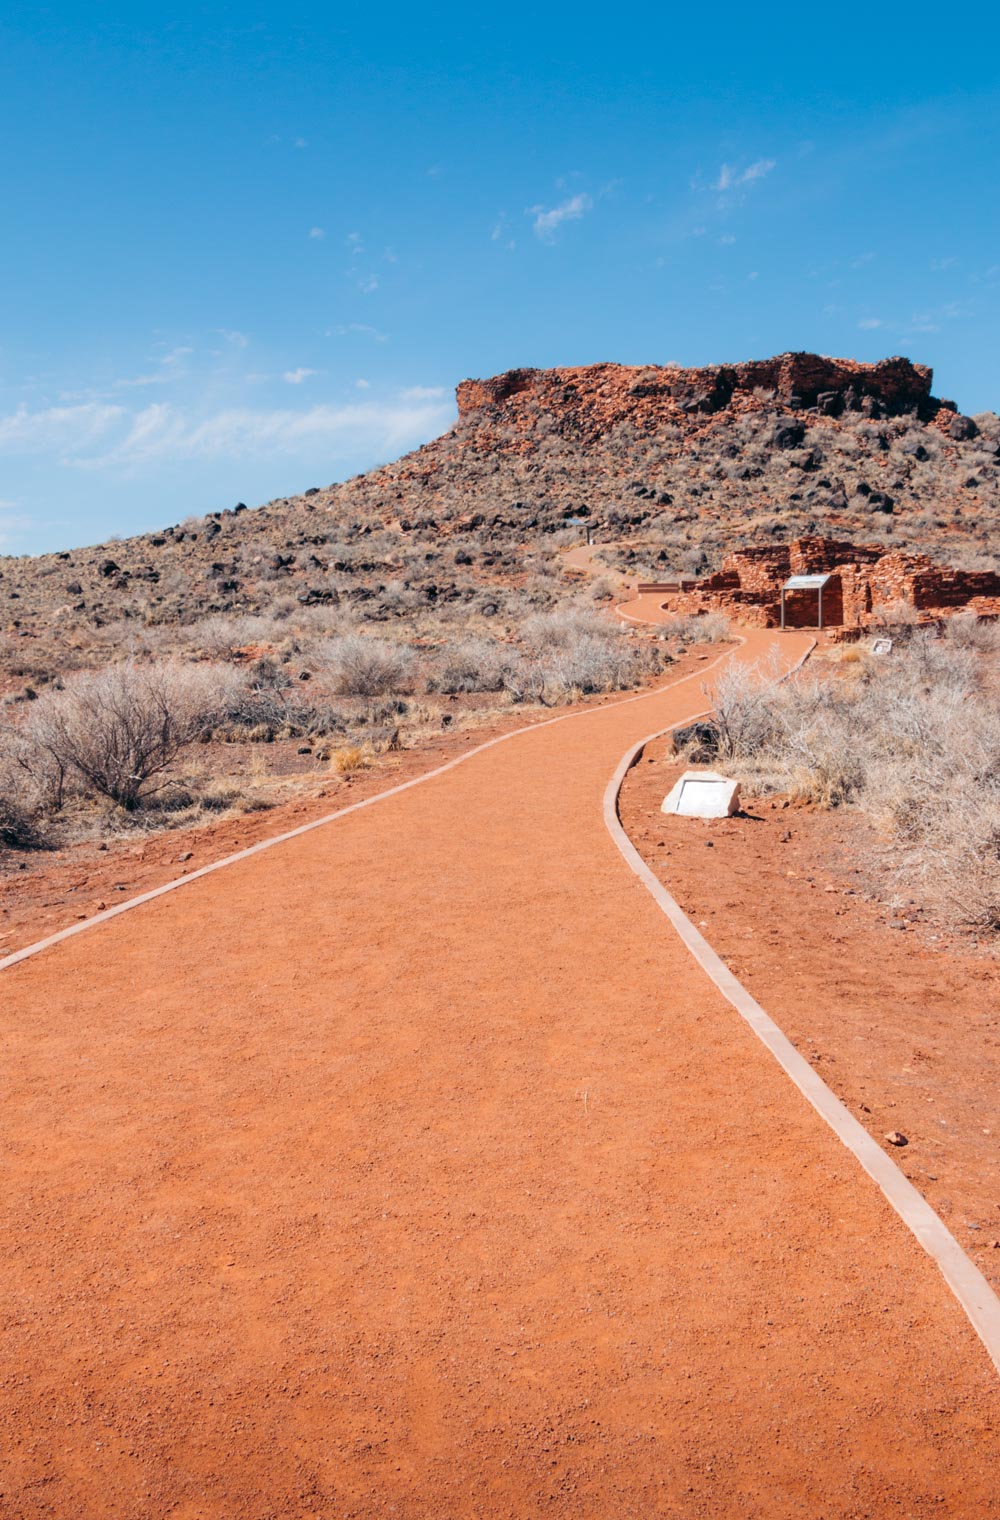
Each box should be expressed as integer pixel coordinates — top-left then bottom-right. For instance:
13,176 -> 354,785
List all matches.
2,352 -> 998,669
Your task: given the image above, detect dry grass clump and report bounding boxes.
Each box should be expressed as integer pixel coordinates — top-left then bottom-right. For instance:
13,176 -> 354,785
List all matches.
708,626 -> 1000,934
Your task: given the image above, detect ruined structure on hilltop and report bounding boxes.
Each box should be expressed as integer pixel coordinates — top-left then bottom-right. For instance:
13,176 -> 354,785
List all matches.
653,537 -> 1000,632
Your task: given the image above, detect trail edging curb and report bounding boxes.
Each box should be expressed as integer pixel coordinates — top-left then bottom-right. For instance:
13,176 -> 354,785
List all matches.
603,688 -> 1000,1379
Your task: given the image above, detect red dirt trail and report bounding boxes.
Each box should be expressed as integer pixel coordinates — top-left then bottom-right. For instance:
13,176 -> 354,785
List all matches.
2,627 -> 1000,1519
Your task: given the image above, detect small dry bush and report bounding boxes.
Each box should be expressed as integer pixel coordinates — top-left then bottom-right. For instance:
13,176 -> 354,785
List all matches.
5,660 -> 243,814
710,625 -> 1000,933
522,610 -> 666,698
671,611 -> 733,645
428,638 -> 514,694
313,634 -> 416,697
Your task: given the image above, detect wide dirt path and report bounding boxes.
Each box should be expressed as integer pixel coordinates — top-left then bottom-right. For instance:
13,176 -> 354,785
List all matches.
3,629 -> 1000,1519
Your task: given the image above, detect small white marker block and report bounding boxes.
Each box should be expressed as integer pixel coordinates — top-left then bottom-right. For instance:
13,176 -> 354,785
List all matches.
661,769 -> 741,819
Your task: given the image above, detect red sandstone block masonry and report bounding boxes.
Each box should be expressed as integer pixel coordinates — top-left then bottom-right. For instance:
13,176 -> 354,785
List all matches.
645,536 -> 1000,631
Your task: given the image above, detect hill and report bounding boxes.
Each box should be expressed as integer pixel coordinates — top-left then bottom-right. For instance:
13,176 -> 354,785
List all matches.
1,353 -> 998,672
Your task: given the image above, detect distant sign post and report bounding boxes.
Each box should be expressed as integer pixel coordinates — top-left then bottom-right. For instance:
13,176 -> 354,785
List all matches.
565,516 -> 592,544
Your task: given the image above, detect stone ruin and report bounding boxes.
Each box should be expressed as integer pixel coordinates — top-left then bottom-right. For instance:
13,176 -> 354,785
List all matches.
653,536 -> 1000,634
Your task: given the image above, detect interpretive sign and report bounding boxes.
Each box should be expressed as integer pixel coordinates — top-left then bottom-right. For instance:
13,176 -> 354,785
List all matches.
661,769 -> 741,820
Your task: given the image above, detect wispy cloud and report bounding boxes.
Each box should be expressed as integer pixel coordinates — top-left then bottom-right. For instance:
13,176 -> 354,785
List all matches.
283,368 -> 318,385
332,322 -> 388,343
0,402 -> 124,454
308,226 -> 326,240
400,385 -> 446,401
858,317 -> 883,329
713,158 -> 776,192
490,212 -> 516,251
0,394 -> 455,473
528,192 -> 593,242
0,499 -> 32,548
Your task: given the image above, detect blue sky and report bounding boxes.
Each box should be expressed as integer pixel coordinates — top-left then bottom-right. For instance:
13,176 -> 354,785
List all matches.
1,2 -> 998,554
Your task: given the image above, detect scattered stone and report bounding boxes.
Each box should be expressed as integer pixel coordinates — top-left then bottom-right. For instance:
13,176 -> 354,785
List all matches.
177,851 -> 193,863
885,1131 -> 908,1147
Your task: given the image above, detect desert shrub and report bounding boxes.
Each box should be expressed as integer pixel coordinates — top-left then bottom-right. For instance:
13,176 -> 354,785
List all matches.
709,633 -> 1000,932
711,659 -> 785,763
428,638 -> 512,694
313,634 -> 416,697
672,611 -> 732,645
944,612 -> 1000,654
520,610 -> 666,698
0,760 -> 46,848
13,660 -> 243,812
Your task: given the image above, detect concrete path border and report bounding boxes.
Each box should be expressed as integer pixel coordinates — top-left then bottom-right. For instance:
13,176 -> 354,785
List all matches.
603,721 -> 1000,1379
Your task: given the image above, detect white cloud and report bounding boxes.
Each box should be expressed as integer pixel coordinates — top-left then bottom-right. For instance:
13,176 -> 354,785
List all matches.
0,393 -> 453,473
355,378 -> 370,389
309,227 -> 326,240
0,499 -> 32,548
400,385 -> 447,401
858,317 -> 883,329
283,368 -> 318,385
0,402 -> 124,454
719,233 -> 737,245
357,274 -> 379,294
714,159 -> 776,192
529,192 -> 593,241
212,330 -> 249,350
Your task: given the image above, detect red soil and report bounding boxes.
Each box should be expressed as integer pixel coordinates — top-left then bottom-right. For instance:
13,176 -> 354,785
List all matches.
620,750 -> 1000,1295
2,630 -> 1000,1518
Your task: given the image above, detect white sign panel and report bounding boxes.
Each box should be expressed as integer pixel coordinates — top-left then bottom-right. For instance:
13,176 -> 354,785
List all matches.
661,769 -> 741,820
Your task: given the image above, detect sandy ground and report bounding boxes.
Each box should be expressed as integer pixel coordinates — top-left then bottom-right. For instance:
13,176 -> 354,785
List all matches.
2,628 -> 1000,1518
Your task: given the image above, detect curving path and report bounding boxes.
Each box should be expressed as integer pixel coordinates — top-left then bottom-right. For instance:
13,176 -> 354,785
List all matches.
3,628 -> 1000,1518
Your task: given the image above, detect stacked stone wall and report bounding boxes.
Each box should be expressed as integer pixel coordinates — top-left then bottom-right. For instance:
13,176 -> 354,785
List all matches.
655,536 -> 1000,631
